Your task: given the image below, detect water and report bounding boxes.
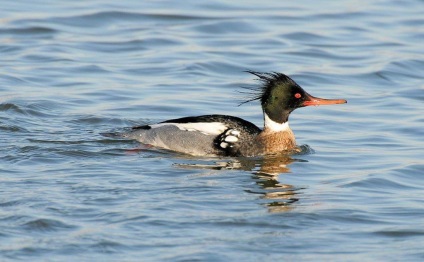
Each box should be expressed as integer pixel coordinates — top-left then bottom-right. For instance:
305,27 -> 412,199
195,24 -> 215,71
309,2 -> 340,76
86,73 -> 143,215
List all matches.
1,0 -> 423,261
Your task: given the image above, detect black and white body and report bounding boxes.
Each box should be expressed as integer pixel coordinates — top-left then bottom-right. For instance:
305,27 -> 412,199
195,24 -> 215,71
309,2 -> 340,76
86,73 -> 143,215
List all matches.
119,115 -> 261,156
104,72 -> 346,157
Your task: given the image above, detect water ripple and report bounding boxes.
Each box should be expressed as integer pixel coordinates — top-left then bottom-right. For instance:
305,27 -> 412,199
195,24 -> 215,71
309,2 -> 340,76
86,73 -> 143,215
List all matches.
21,218 -> 77,232
0,26 -> 56,35
0,0 -> 423,260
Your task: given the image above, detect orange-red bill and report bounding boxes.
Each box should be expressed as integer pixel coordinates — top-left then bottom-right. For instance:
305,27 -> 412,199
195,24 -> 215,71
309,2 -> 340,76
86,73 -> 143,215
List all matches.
302,93 -> 347,106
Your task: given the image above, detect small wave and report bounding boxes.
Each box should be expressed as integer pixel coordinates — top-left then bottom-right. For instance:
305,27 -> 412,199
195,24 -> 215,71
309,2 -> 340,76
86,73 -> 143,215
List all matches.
0,200 -> 24,207
294,144 -> 315,155
43,11 -> 216,28
0,26 -> 56,35
0,103 -> 26,114
374,229 -> 424,238
22,218 -> 77,232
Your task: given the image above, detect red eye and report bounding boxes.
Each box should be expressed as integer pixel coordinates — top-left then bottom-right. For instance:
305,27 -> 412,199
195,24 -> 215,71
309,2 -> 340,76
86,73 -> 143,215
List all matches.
295,93 -> 301,98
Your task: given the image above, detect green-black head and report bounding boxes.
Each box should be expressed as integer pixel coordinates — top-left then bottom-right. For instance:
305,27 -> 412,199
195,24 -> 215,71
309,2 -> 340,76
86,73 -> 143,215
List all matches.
241,71 -> 347,124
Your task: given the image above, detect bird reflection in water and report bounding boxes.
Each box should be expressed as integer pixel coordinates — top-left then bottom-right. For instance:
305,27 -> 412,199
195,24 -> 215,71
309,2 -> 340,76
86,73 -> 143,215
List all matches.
241,154 -> 305,213
176,145 -> 311,213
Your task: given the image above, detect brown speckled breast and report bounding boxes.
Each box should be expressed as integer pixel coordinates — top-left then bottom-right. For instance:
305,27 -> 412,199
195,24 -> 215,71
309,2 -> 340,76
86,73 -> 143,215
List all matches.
254,128 -> 296,155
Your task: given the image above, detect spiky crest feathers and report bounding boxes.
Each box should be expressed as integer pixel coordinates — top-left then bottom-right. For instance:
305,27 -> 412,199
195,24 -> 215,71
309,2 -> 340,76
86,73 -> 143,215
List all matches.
239,71 -> 298,106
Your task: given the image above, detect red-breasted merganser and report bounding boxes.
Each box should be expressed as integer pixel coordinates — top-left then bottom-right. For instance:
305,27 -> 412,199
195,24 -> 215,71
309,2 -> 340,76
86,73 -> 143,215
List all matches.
105,71 -> 346,157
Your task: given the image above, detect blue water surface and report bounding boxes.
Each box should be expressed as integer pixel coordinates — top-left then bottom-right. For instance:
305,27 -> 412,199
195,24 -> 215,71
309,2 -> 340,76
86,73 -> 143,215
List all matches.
1,0 -> 423,261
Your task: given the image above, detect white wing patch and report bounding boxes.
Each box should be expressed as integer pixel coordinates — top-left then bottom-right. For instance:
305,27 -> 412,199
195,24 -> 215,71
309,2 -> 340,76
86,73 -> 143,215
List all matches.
218,129 -> 241,149
224,135 -> 238,142
150,122 -> 228,135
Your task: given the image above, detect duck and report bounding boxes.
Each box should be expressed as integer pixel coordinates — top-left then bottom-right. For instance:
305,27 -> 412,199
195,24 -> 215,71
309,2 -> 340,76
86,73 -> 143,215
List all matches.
104,71 -> 347,157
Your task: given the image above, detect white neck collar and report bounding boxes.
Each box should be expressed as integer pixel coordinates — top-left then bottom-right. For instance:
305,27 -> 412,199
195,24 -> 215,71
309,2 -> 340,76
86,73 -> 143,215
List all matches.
264,113 -> 290,132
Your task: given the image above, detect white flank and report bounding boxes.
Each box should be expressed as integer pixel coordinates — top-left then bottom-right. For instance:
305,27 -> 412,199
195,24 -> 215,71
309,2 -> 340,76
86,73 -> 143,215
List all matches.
264,113 -> 290,132
150,122 -> 227,135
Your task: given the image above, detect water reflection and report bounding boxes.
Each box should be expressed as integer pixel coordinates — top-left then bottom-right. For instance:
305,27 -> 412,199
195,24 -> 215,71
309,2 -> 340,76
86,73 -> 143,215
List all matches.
176,149 -> 310,213
243,155 -> 304,213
